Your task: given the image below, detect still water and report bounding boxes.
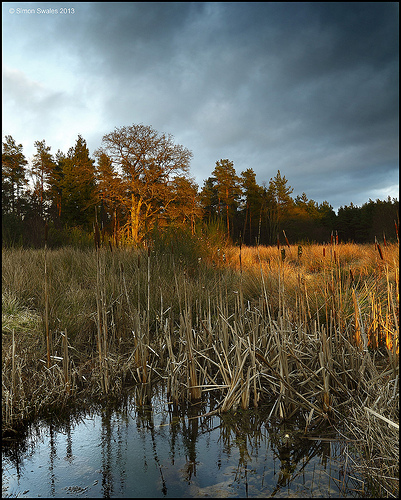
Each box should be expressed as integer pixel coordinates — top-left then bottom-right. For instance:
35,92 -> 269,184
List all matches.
3,386 -> 366,498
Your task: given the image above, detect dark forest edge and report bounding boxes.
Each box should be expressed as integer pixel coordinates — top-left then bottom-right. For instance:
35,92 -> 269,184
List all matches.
2,126 -> 399,249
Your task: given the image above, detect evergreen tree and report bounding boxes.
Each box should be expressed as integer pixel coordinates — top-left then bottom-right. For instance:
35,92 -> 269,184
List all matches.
31,140 -> 55,218
61,135 -> 97,229
2,135 -> 28,215
212,159 -> 242,239
265,170 -> 293,244
199,176 -> 219,222
240,168 -> 263,245
95,151 -> 124,234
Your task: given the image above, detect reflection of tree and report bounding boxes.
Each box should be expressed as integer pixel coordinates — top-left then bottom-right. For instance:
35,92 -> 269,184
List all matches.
100,406 -> 114,497
268,422 -> 333,497
135,403 -> 168,496
167,398 -> 220,484
48,423 -> 56,497
219,410 -> 267,493
180,405 -> 199,482
2,393 -> 362,498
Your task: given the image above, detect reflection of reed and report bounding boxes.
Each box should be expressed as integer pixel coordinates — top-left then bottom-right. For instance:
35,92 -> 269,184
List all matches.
3,388 -> 365,498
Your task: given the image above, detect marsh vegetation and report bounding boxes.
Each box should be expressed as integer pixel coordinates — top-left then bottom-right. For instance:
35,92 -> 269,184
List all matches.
2,235 -> 399,497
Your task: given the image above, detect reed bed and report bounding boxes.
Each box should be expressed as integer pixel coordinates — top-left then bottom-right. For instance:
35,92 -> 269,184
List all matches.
2,240 -> 398,496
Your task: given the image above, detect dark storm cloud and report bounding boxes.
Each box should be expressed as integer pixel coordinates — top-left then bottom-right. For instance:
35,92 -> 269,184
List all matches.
3,2 -> 398,209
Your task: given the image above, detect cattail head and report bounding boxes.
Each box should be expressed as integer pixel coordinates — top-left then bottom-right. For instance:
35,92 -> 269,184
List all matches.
283,230 -> 290,248
377,243 -> 384,260
44,222 -> 49,244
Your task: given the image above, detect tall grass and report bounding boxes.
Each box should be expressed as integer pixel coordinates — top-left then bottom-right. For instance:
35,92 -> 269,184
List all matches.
2,238 -> 399,496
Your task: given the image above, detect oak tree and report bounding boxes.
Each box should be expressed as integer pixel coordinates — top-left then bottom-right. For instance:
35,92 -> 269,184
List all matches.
95,124 -> 193,244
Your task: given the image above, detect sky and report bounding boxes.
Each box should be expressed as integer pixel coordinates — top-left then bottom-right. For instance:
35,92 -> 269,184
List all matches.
2,2 -> 399,212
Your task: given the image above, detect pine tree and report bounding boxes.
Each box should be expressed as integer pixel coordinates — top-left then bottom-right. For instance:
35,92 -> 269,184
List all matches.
2,135 -> 28,215
31,140 -> 55,218
212,159 -> 242,239
61,135 -> 97,229
199,177 -> 219,222
95,151 -> 123,234
240,168 -> 263,245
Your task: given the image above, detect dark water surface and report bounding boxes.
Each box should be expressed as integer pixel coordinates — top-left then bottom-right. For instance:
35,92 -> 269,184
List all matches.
3,386 -> 367,498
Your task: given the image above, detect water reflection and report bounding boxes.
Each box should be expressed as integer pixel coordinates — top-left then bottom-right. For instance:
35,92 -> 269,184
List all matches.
3,386 -> 367,498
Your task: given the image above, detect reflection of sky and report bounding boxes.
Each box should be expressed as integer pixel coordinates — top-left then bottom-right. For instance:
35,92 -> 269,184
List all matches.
3,402 -> 362,498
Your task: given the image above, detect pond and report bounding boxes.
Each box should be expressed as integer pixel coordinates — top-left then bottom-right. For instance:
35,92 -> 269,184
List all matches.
3,385 -> 368,498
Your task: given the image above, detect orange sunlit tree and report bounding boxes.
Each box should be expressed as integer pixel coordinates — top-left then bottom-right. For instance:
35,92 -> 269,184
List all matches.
94,124 -> 196,246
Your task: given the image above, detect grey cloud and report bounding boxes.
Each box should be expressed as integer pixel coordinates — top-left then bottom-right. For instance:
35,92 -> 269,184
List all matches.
3,2 -> 398,211
3,68 -> 68,127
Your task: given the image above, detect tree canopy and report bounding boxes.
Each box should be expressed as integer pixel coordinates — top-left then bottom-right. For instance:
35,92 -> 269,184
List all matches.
94,124 -> 194,244
2,125 -> 399,248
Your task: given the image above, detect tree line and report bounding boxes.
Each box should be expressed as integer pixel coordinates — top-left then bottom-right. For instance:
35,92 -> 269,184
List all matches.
2,124 -> 399,248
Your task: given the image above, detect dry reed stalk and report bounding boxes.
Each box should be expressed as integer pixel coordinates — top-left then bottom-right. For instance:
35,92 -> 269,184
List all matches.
255,349 -> 325,416
11,329 -> 16,398
182,310 -> 201,401
220,351 -> 248,412
137,253 -> 141,312
319,351 -> 331,412
241,365 -> 251,410
256,245 -> 272,327
352,288 -> 362,350
44,224 -> 51,369
62,329 -> 70,395
101,265 -> 109,394
95,263 -> 103,379
147,246 -> 151,345
364,406 -> 399,429
94,224 -> 110,394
